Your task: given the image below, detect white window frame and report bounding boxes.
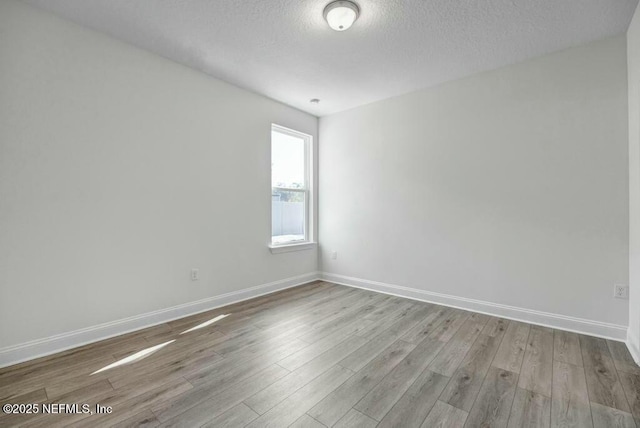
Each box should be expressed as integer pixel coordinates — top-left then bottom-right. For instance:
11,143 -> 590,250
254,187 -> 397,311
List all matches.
269,124 -> 315,253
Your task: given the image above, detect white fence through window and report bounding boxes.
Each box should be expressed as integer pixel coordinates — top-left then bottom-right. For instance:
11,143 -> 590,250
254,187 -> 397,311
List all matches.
272,200 -> 304,237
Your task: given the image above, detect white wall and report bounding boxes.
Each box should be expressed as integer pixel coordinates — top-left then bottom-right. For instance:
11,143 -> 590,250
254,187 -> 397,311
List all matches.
0,0 -> 318,352
320,36 -> 629,334
628,2 -> 640,360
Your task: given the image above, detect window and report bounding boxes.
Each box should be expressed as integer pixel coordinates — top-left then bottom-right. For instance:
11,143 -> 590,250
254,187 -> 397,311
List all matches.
271,124 -> 312,247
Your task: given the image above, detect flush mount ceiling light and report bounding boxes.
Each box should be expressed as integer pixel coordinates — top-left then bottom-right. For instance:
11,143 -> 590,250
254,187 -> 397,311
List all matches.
323,1 -> 360,32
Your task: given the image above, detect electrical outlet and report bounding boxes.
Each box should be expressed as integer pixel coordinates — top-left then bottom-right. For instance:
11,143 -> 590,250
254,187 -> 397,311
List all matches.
191,269 -> 199,281
613,284 -> 628,299
331,251 -> 338,260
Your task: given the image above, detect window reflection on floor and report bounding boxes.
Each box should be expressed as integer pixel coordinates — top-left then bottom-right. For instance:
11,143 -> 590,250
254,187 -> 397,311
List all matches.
90,313 -> 229,375
91,340 -> 175,375
180,314 -> 229,334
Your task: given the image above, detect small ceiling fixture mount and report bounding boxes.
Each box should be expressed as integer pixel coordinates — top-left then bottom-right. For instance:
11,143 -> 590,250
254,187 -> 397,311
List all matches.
310,98 -> 320,104
323,1 -> 360,32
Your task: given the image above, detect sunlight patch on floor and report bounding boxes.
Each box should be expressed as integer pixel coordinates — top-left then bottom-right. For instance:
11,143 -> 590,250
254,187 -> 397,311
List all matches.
90,340 -> 175,375
180,314 -> 229,334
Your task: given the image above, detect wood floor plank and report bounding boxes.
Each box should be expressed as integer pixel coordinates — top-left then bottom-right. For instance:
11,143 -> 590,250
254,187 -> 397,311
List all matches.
290,414 -> 326,428
440,334 -> 504,412
297,312 -> 375,345
42,330 -> 226,398
112,410 -> 160,428
246,365 -> 354,428
362,296 -> 413,321
354,338 -> 446,420
531,325 -> 554,335
308,340 -> 416,427
580,335 -> 631,412
339,309 -> 428,372
183,337 -> 304,390
107,342 -> 225,390
4,387 -> 47,404
0,349 -> 115,390
420,400 -> 467,428
227,328 -> 311,362
553,330 -> 583,367
278,321 -> 371,371
468,312 -> 493,325
590,402 -> 637,428
299,290 -> 380,331
248,283 -> 359,329
427,310 -> 470,342
551,361 -> 593,428
377,369 -> 449,428
465,366 -> 518,428
518,328 -> 553,397
618,372 -> 640,420
492,321 -> 531,374
356,301 -> 422,340
245,335 -> 368,414
200,403 -> 259,428
151,364 -> 288,424
427,318 -> 487,377
607,340 -> 640,376
334,408 -> 378,428
68,377 -> 194,428
212,322 -> 307,356
508,388 -> 551,428
400,306 -> 451,344
248,284 -> 354,330
0,353 -> 117,401
295,293 -> 387,342
483,317 -> 510,338
217,283 -> 347,334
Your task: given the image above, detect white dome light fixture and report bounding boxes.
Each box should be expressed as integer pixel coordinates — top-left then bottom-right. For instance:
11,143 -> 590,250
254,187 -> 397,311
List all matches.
323,1 -> 360,32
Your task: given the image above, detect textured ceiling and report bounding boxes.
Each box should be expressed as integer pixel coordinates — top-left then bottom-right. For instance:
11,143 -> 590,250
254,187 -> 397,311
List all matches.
24,0 -> 639,116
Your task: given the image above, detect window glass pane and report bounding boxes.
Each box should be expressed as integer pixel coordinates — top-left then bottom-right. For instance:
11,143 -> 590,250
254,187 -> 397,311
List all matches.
272,131 -> 305,189
272,189 -> 305,244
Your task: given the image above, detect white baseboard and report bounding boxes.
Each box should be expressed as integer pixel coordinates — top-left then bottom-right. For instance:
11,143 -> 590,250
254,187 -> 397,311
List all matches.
628,329 -> 640,366
321,272 -> 628,342
2,270 -> 632,369
0,271 -> 321,369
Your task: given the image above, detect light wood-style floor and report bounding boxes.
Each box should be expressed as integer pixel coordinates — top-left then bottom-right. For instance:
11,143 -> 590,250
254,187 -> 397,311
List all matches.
1,281 -> 639,427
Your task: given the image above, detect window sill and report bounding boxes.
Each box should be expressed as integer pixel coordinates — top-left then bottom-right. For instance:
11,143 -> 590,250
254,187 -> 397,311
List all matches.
269,242 -> 317,254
